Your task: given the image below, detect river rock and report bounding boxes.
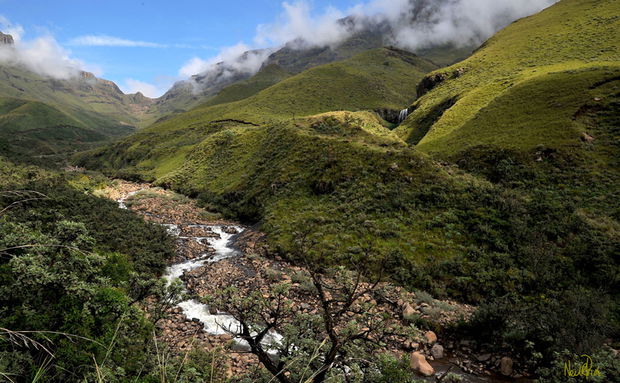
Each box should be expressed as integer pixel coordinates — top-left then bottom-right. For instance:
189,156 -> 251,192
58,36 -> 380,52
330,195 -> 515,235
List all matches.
410,351 -> 435,376
424,331 -> 437,344
402,303 -> 416,319
431,344 -> 444,359
230,340 -> 251,352
500,357 -> 513,376
477,353 -> 492,362
223,226 -> 239,234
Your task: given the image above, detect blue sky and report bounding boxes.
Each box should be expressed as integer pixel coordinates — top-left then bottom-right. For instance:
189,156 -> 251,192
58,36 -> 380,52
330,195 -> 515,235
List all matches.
0,0 -> 558,97
0,0 -> 361,96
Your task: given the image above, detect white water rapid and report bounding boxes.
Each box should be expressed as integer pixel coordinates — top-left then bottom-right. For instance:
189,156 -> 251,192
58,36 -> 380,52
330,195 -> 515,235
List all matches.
163,224 -> 283,350
163,225 -> 245,335
116,190 -> 283,349
118,190 -> 142,209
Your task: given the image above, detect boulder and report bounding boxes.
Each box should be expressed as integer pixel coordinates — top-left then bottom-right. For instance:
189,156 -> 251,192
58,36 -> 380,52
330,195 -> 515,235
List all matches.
424,330 -> 437,344
410,351 -> 435,376
431,344 -> 444,359
402,303 -> 416,319
476,353 -> 492,362
500,357 -> 513,376
230,340 -> 251,352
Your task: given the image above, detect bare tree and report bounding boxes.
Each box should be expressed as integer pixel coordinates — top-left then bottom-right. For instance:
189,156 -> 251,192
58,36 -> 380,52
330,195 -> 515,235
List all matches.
206,232 -> 410,383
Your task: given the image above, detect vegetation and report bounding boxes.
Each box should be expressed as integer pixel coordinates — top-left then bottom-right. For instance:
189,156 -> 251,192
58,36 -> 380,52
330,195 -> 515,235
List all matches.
396,0 -> 620,158
75,47 -> 436,179
0,63 -> 151,130
0,97 -> 128,163
1,0 -> 619,380
201,64 -> 292,108
0,158 -> 180,381
74,1 -> 620,377
206,239 -> 414,383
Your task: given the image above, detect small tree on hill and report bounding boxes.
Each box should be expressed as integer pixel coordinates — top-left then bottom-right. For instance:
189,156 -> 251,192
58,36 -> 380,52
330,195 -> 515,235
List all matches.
206,230 -> 414,383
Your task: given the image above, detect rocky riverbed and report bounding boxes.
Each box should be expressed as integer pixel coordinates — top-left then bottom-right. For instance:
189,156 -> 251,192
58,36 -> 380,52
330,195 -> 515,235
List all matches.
101,180 -> 528,381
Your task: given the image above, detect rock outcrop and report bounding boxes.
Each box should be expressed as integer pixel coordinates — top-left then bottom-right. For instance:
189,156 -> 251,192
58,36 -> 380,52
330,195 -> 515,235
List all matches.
0,32 -> 14,46
416,67 -> 468,97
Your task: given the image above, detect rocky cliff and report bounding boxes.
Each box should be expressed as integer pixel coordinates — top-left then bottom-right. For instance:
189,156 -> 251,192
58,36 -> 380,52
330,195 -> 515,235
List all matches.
0,32 -> 14,46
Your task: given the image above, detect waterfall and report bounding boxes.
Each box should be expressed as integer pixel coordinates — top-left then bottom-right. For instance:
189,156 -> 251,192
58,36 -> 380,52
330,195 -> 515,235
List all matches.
398,108 -> 409,123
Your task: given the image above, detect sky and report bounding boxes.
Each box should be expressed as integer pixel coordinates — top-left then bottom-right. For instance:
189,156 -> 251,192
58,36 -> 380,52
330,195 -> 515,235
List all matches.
0,0 -> 557,98
0,0 -> 361,97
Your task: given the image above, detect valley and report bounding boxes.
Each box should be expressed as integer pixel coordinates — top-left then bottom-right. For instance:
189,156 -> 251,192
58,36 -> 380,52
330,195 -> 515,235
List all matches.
0,0 -> 619,382
102,181 -> 515,382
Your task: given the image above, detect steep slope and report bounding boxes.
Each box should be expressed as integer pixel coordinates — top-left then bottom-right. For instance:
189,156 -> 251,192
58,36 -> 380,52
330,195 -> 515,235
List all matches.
396,0 -> 620,158
79,47 -> 437,178
153,25 -> 473,115
200,64 -> 292,108
0,96 -> 126,162
0,64 -> 153,131
76,1 -> 619,363
0,32 -> 154,133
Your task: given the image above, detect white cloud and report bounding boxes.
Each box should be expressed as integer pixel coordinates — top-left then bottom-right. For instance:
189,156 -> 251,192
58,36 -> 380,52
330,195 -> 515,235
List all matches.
179,43 -> 269,77
253,0 -> 560,52
381,0 -> 560,51
178,0 -> 558,83
0,15 -> 98,79
255,2 -> 349,48
178,43 -> 272,95
121,78 -> 162,98
69,35 -> 166,48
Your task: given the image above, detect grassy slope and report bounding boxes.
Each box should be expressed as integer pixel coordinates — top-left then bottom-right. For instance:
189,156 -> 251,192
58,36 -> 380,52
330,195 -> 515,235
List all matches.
396,0 -> 620,157
0,97 -> 119,160
151,115 -> 481,264
79,48 -> 437,178
201,64 -> 292,108
0,64 -> 149,131
75,1 -> 619,360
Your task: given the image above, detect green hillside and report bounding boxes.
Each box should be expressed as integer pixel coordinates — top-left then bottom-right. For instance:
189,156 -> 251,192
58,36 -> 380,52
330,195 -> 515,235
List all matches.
75,0 -> 620,368
0,64 -> 153,131
201,63 -> 292,108
79,47 -> 437,178
0,97 -> 130,162
150,29 -> 472,116
396,0 -> 620,156
0,97 -> 82,131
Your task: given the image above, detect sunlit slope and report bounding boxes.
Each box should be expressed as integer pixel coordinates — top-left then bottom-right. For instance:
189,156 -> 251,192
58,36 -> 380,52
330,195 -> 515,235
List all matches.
162,48 -> 436,126
395,0 -> 620,158
0,97 -> 118,159
78,48 -> 437,177
0,64 -> 152,131
201,64 -> 292,108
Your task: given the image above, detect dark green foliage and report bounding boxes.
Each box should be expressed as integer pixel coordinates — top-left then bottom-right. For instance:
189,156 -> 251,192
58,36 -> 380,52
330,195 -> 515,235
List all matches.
0,160 -> 175,381
4,179 -> 174,274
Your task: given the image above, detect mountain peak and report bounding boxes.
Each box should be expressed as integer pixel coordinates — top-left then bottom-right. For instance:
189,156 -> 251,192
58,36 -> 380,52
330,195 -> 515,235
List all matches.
0,31 -> 14,46
79,71 -> 96,80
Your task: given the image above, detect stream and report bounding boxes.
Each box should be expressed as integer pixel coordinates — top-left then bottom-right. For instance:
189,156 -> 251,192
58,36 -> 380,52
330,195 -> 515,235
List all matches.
162,224 -> 245,335
118,193 -> 282,350
115,186 -> 521,382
